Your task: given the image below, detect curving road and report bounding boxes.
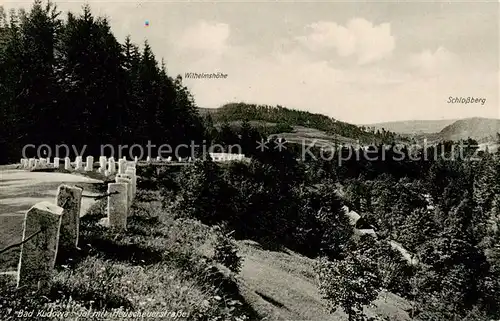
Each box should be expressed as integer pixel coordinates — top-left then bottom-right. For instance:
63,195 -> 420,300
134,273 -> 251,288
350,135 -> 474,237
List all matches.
0,168 -> 103,252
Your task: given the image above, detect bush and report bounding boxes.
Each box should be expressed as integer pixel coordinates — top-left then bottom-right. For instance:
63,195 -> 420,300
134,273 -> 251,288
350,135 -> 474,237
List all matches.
212,225 -> 242,274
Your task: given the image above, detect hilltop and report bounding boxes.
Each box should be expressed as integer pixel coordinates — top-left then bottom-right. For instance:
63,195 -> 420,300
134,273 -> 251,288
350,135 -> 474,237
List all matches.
364,117 -> 500,144
438,117 -> 500,142
198,103 -> 402,145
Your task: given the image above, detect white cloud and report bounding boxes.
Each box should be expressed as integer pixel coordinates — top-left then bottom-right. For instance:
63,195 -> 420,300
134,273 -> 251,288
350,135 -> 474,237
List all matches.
409,46 -> 459,76
177,20 -> 230,55
296,18 -> 395,65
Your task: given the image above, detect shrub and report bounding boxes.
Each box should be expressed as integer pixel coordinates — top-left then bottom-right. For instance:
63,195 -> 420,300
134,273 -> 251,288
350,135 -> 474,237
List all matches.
212,226 -> 242,274
315,252 -> 381,321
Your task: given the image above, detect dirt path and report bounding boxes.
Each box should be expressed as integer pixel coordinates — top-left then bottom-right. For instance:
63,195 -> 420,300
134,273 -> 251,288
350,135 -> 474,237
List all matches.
236,241 -> 412,321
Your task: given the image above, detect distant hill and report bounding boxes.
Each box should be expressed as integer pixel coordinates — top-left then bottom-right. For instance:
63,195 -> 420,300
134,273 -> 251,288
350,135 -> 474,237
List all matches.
363,119 -> 457,134
199,105 -> 500,147
198,103 -> 400,144
438,117 -> 500,142
365,117 -> 500,144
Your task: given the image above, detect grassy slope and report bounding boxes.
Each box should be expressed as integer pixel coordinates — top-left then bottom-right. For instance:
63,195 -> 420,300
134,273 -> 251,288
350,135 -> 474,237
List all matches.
200,105 -> 380,146
1,175 -> 413,321
222,120 -> 360,148
0,190 -> 261,320
236,241 -> 412,321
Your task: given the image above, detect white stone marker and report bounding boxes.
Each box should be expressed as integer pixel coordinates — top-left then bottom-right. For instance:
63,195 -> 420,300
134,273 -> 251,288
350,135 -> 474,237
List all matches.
146,156 -> 151,163
75,156 -> 83,171
85,156 -> 94,171
64,157 -> 71,170
56,185 -> 83,250
17,201 -> 64,289
99,156 -> 107,169
108,158 -> 116,174
134,156 -> 138,163
118,159 -> 126,174
46,157 -> 50,164
107,183 -> 128,230
125,169 -> 137,197
53,157 -> 60,168
115,177 -> 132,210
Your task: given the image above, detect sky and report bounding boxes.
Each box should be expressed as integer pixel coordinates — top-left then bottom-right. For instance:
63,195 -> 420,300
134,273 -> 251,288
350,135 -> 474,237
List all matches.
2,0 -> 500,124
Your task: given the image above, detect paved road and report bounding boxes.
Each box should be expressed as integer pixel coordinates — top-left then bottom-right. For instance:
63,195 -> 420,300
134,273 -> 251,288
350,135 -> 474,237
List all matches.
0,169 -> 103,250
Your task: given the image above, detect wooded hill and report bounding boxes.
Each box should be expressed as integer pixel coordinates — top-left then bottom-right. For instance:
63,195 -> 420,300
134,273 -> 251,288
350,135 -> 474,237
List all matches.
199,103 -> 405,145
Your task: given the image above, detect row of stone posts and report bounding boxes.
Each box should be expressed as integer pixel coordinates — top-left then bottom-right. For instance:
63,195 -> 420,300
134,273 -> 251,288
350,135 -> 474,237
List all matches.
19,156 -> 138,176
101,160 -> 137,230
16,184 -> 82,289
15,161 -> 138,290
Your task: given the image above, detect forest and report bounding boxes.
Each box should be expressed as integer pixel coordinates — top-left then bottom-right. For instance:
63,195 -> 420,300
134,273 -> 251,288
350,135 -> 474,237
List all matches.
1,1 -> 499,320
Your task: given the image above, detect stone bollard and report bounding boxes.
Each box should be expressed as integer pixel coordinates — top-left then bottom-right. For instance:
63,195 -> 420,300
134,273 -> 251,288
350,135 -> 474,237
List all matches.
134,156 -> 138,164
146,156 -> 151,163
107,183 -> 128,230
107,158 -> 116,175
75,156 -> 83,171
99,156 -> 107,169
53,157 -> 60,168
85,156 -> 94,171
46,157 -> 50,164
56,185 -> 83,251
115,177 -> 132,210
64,157 -> 71,170
118,159 -> 126,174
17,201 -> 64,290
125,168 -> 137,197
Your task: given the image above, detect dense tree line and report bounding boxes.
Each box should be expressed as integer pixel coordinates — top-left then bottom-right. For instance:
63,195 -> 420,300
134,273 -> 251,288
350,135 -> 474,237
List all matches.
152,135 -> 500,320
0,1 -> 204,163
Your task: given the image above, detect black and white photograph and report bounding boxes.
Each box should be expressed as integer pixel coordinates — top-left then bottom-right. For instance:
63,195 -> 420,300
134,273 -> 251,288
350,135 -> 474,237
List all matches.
0,0 -> 499,320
